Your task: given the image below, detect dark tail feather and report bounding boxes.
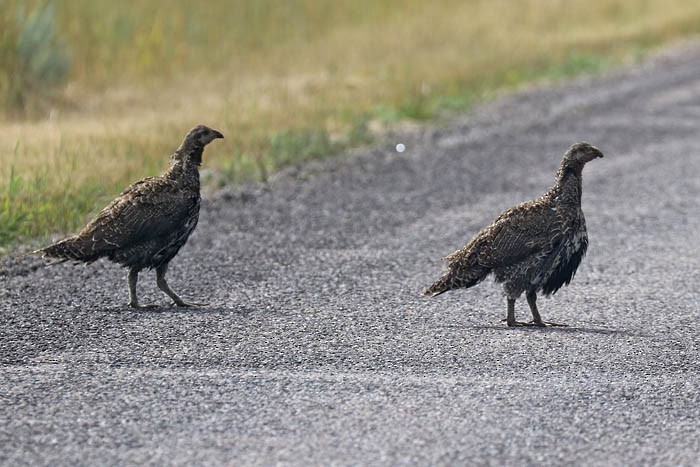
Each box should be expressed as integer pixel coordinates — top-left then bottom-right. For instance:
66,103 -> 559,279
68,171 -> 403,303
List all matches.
423,264 -> 491,297
35,236 -> 99,263
423,274 -> 452,297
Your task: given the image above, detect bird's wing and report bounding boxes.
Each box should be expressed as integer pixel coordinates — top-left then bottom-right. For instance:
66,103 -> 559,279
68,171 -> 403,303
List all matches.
533,211 -> 588,293
79,176 -> 196,251
477,202 -> 560,268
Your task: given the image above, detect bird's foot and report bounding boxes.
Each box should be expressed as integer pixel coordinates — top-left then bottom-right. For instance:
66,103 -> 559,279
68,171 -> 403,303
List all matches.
534,320 -> 568,327
171,299 -> 208,308
128,301 -> 160,309
504,319 -> 567,327
505,320 -> 538,327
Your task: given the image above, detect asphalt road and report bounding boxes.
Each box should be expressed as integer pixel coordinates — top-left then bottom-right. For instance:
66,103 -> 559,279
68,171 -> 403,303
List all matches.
2,44 -> 700,466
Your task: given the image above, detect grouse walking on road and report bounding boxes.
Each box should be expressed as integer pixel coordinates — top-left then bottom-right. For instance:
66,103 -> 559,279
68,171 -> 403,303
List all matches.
36,125 -> 224,308
423,142 -> 604,327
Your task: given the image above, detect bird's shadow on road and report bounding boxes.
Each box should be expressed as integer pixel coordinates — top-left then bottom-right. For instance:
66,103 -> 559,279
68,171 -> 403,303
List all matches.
103,303 -> 257,317
471,323 -> 643,337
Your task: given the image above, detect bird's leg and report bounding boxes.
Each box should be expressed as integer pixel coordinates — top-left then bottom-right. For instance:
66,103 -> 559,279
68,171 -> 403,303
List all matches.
526,292 -> 567,327
526,292 -> 543,325
505,298 -> 531,327
156,263 -> 207,307
127,267 -> 159,309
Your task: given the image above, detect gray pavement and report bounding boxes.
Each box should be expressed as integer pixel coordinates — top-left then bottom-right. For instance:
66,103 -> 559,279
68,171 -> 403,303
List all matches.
2,43 -> 700,466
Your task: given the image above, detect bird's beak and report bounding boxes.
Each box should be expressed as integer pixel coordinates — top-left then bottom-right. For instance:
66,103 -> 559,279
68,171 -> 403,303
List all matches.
213,130 -> 224,139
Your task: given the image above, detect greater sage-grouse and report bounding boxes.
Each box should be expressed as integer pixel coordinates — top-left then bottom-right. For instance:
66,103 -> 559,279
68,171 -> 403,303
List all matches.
36,125 -> 224,308
423,142 -> 603,327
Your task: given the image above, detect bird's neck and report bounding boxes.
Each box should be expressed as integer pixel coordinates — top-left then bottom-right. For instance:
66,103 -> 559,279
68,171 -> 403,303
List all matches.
176,144 -> 204,165
551,167 -> 583,206
169,147 -> 202,185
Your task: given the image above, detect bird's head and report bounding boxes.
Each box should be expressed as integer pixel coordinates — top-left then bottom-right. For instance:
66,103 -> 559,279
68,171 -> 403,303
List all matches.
562,142 -> 604,167
174,125 -> 224,166
182,125 -> 224,149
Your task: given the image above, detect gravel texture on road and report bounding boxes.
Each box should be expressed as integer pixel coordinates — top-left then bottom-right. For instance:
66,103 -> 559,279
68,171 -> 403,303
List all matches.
2,44 -> 700,466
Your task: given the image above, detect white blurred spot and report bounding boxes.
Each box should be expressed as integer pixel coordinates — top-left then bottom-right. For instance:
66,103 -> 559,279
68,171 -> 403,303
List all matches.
396,143 -> 406,153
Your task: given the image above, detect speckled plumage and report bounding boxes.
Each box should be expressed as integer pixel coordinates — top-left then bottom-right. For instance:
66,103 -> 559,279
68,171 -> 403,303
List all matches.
37,125 -> 224,308
424,142 -> 604,327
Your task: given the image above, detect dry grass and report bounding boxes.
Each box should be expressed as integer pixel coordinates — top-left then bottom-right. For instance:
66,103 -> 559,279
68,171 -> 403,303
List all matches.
3,0 -> 700,249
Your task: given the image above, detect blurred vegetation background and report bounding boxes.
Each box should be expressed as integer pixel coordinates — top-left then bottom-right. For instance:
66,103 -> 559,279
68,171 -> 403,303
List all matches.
2,0 -> 700,250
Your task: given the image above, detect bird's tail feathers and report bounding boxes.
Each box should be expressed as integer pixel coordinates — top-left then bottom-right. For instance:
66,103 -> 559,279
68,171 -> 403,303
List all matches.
423,274 -> 452,296
35,236 -> 99,264
42,257 -> 70,267
423,264 -> 490,297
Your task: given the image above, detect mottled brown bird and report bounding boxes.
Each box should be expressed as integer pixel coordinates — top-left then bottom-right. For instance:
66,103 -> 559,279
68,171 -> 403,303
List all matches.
423,142 -> 603,327
36,125 -> 224,308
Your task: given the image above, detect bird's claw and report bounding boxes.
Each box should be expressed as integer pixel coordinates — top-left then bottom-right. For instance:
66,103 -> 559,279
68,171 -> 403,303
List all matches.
503,319 -> 567,327
535,320 -> 568,327
171,300 -> 208,308
128,301 -> 160,309
505,320 -> 537,327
